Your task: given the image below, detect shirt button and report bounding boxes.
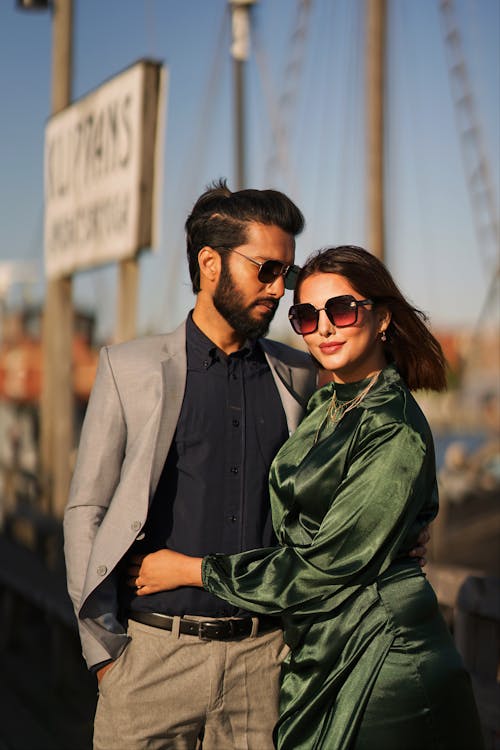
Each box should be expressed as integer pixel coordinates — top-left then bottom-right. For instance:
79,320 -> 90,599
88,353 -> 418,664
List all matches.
131,521 -> 141,532
230,466 -> 239,474
230,515 -> 237,522
97,565 -> 107,576
232,419 -> 240,427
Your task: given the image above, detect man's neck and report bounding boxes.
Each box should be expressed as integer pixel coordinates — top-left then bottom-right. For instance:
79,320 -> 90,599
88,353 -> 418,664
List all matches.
192,296 -> 247,355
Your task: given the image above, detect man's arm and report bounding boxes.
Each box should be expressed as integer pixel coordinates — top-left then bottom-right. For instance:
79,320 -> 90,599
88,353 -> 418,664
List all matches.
64,346 -> 127,669
409,525 -> 431,566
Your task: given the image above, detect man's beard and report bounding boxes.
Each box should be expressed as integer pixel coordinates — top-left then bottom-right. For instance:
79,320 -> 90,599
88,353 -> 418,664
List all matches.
213,260 -> 278,340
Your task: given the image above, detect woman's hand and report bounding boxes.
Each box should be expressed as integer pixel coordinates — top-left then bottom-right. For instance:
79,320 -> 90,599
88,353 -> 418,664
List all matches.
127,549 -> 203,595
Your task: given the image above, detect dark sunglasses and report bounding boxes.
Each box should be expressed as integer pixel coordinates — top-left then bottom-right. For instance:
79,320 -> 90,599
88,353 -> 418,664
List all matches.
288,295 -> 373,335
222,247 -> 300,290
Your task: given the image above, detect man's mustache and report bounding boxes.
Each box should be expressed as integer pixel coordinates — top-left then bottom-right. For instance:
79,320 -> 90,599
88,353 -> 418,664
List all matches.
250,298 -> 279,315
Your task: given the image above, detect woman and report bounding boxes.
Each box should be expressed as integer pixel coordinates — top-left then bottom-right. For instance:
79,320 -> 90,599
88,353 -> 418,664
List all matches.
130,246 -> 484,750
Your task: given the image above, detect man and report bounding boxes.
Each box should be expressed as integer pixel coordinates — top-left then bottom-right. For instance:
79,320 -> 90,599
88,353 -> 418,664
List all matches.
64,180 -> 427,749
64,180 -> 316,749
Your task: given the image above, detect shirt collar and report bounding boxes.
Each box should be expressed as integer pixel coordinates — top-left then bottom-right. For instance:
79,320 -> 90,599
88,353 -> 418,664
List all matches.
187,312 -> 259,365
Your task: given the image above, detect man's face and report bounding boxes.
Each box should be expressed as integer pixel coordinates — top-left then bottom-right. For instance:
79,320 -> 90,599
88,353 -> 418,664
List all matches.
213,222 -> 295,339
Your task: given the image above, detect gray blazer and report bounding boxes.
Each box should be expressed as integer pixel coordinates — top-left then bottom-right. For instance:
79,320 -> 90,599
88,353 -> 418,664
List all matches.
63,321 -> 317,669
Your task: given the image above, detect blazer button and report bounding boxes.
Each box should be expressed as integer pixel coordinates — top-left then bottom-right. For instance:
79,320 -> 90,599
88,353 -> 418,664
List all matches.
131,521 -> 141,532
97,565 -> 107,576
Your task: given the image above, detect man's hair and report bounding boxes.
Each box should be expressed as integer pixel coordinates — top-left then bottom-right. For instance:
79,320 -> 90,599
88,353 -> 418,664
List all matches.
185,178 -> 305,292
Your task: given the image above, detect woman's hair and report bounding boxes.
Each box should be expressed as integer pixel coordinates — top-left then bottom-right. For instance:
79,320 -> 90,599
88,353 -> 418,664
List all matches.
295,245 -> 447,391
185,178 -> 305,292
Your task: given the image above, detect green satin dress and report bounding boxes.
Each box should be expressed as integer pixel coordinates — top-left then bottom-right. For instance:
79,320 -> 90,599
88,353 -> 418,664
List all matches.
202,365 -> 484,750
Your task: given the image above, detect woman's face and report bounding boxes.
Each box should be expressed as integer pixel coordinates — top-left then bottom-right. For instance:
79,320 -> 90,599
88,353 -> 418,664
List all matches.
297,272 -> 390,383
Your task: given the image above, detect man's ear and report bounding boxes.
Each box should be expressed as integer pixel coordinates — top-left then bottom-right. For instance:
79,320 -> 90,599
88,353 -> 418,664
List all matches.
198,246 -> 222,288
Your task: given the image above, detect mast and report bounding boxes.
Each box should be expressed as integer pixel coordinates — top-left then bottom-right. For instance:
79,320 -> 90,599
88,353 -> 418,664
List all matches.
229,0 -> 257,190
439,0 -> 499,272
439,0 -> 499,383
366,0 -> 386,260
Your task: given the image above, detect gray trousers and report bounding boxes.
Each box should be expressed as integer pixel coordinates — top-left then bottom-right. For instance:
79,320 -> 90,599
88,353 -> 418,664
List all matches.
93,617 -> 288,750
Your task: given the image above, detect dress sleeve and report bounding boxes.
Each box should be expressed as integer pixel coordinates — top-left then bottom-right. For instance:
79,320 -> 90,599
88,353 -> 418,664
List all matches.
202,418 -> 437,617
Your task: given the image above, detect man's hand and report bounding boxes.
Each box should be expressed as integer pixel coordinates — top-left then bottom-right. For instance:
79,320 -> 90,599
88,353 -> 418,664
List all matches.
408,524 -> 431,567
127,549 -> 203,595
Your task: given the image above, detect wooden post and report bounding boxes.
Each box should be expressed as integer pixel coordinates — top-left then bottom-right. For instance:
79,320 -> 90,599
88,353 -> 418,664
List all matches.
366,0 -> 386,260
114,61 -> 163,344
40,0 -> 74,518
454,576 -> 500,744
116,258 -> 139,343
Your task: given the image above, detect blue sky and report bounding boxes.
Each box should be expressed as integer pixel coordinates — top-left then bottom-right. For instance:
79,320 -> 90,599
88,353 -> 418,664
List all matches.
0,0 -> 498,343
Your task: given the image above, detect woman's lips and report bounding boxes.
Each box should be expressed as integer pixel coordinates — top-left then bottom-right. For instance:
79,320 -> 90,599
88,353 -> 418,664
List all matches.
319,341 -> 345,354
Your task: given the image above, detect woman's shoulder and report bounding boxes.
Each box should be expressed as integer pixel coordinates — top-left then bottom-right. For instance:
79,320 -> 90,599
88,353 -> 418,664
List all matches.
363,371 -> 434,445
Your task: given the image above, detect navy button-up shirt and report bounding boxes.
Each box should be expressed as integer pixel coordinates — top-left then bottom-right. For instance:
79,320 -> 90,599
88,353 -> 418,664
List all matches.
126,314 -> 289,617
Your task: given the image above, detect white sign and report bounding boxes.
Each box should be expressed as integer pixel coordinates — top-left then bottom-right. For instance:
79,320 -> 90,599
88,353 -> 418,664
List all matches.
44,60 -> 166,278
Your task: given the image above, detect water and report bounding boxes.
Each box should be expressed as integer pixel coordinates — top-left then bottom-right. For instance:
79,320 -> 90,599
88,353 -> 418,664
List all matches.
433,432 -> 488,470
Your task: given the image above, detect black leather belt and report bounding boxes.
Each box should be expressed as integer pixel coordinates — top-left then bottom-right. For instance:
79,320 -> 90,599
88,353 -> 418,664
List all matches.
128,611 -> 281,640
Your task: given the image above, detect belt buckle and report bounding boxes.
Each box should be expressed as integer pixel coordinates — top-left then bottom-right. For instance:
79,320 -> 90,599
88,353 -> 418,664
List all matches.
198,619 -> 236,641
198,620 -> 218,640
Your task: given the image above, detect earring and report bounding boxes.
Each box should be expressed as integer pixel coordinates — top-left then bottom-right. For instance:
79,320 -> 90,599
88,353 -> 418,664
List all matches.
380,331 -> 387,342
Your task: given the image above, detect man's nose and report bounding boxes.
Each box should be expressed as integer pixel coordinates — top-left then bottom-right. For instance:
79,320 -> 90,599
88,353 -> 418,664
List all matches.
266,274 -> 286,297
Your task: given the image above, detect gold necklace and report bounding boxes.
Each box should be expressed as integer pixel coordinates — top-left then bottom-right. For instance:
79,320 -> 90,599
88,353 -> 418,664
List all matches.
314,371 -> 380,444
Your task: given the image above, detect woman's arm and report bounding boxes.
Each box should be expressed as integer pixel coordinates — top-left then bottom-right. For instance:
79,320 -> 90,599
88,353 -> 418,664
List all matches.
128,419 -> 433,612
201,419 -> 435,616
128,523 -> 431,596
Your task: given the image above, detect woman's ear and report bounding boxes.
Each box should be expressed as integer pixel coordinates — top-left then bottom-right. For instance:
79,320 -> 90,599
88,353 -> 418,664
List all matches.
378,307 -> 392,336
198,246 -> 222,288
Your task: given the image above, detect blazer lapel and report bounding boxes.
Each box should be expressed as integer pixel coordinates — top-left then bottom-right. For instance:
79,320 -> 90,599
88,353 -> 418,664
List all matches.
150,322 -> 188,494
262,345 -> 309,434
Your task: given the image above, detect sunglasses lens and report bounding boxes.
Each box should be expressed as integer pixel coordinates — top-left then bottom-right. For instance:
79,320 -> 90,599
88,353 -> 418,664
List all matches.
326,297 -> 357,327
284,264 -> 300,290
257,261 -> 301,288
258,260 -> 284,284
289,304 -> 318,335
